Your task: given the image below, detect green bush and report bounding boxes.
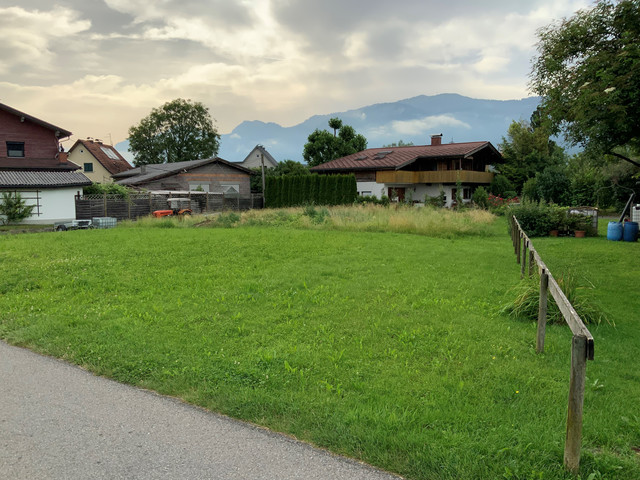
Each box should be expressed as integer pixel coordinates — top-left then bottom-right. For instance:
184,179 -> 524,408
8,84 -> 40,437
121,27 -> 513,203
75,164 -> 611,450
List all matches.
83,183 -> 131,198
521,178 -> 539,202
471,186 -> 489,209
0,192 -> 35,224
489,175 -> 514,197
509,201 -> 561,237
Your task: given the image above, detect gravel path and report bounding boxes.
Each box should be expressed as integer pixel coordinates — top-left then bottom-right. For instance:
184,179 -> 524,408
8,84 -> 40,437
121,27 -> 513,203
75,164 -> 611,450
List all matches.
0,341 -> 401,480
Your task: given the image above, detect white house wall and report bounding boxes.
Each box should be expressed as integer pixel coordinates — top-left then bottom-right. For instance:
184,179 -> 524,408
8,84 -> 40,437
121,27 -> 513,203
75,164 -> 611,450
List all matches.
357,181 -> 469,208
15,187 -> 80,224
356,181 -> 383,198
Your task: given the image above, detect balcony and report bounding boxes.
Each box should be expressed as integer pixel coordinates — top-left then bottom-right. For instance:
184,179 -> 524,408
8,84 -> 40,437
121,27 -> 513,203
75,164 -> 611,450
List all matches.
376,170 -> 494,184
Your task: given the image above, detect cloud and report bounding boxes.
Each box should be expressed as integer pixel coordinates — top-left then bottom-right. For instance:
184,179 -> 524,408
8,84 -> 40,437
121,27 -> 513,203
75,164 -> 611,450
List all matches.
391,116 -> 472,136
0,6 -> 90,74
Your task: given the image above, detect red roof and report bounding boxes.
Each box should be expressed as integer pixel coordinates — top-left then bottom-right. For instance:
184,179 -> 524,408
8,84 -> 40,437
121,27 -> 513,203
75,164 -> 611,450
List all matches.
69,139 -> 132,175
310,141 -> 501,171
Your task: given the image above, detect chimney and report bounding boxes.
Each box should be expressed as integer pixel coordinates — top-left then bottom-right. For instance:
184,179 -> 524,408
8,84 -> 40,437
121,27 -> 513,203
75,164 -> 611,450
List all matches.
430,134 -> 443,146
141,165 -> 147,174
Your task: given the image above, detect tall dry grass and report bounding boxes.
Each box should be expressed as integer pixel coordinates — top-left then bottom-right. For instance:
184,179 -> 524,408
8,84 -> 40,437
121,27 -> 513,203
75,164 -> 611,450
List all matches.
120,204 -> 497,238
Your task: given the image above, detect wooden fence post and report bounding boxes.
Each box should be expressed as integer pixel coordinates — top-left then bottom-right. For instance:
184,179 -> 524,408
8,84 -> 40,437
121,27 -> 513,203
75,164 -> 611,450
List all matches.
529,250 -> 534,277
537,270 -> 548,354
564,335 -> 588,473
521,240 -> 527,279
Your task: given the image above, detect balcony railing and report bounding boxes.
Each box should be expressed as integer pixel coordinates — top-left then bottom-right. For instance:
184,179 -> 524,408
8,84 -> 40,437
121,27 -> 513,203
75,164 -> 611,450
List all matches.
376,170 -> 494,184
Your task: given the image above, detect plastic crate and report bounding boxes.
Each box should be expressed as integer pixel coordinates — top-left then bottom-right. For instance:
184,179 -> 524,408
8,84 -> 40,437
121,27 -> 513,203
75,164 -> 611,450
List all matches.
92,217 -> 117,229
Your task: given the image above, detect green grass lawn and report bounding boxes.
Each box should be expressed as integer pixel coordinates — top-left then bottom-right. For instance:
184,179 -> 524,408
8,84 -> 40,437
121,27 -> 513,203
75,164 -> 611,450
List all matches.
1,214 -> 638,479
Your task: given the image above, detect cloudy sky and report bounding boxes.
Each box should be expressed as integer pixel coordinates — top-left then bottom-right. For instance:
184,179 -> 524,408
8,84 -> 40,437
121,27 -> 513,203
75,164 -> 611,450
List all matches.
0,0 -> 591,146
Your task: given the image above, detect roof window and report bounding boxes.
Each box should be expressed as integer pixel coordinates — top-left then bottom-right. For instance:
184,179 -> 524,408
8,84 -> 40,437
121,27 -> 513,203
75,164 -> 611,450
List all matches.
100,146 -> 120,160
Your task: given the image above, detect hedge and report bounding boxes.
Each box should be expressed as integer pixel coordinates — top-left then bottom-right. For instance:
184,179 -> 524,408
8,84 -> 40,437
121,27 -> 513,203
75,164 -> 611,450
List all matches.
265,174 -> 357,207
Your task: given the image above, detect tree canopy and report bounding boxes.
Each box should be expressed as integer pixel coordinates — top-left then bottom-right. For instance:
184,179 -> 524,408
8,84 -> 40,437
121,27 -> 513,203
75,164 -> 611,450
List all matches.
496,116 -> 565,193
303,118 -> 367,167
128,98 -> 221,166
530,0 -> 640,166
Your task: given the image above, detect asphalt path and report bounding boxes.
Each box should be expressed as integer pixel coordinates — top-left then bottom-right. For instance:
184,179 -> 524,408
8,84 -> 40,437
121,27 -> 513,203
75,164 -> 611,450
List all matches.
0,341 -> 401,479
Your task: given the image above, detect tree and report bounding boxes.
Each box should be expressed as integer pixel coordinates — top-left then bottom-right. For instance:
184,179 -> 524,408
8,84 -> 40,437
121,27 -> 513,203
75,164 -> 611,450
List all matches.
303,118 -> 367,167
536,166 -> 572,205
489,175 -> 515,198
128,98 -> 220,166
0,192 -> 35,224
530,0 -> 640,167
328,117 -> 342,137
382,140 -> 414,147
250,160 -> 309,193
496,116 -> 565,193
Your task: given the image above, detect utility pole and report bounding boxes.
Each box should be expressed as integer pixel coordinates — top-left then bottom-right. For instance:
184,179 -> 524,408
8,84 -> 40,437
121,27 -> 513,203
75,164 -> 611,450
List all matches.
260,147 -> 266,208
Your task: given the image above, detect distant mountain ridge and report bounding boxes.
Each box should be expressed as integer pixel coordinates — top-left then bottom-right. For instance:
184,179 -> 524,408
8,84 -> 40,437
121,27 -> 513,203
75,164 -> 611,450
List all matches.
118,94 -> 541,164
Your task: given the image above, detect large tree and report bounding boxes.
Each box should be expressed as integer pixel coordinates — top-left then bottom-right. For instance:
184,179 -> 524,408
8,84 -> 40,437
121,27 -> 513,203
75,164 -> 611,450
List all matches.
128,98 -> 221,166
496,115 -> 565,193
303,118 -> 367,167
530,0 -> 640,167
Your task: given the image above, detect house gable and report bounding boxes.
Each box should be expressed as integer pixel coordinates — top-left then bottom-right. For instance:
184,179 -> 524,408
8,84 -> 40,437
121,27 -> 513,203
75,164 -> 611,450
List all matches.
240,145 -> 278,169
68,139 -> 132,183
0,103 -> 76,171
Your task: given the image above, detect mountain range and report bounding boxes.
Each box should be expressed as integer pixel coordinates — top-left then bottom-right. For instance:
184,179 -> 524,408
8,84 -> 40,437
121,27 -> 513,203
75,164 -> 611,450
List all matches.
117,93 -> 542,165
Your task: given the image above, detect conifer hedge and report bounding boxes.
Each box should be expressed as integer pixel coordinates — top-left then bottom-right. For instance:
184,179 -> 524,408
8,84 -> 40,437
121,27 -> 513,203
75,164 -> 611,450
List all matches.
265,174 -> 357,208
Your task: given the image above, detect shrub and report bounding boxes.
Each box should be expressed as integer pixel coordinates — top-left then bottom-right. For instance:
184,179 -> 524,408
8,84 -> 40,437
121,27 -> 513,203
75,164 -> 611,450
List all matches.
521,178 -> 539,202
490,175 -> 514,197
425,189 -> 446,208
536,166 -> 571,206
0,192 -> 35,224
83,183 -> 131,198
472,186 -> 489,209
508,201 -> 558,237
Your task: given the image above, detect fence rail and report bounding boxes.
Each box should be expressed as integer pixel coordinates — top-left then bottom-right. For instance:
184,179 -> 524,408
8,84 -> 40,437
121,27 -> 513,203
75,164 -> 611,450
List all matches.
510,215 -> 594,474
75,191 -> 263,221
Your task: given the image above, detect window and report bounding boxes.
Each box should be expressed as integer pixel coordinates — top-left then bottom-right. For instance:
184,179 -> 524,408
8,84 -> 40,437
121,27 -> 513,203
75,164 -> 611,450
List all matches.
100,146 -> 120,160
84,163 -> 94,172
7,142 -> 24,157
221,184 -> 239,194
189,182 -> 210,192
463,188 -> 471,200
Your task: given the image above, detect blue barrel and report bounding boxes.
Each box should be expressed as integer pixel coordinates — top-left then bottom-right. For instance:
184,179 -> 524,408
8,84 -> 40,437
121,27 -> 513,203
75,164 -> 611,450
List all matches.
607,221 -> 623,241
623,221 -> 639,242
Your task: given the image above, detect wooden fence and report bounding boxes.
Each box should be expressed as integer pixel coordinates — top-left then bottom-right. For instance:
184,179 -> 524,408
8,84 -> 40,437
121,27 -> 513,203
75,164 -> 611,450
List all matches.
75,191 -> 263,221
510,215 -> 594,473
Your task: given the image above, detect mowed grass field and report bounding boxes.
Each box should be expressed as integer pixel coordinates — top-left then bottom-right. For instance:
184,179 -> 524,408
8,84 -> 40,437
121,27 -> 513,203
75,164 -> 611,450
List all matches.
1,210 -> 638,479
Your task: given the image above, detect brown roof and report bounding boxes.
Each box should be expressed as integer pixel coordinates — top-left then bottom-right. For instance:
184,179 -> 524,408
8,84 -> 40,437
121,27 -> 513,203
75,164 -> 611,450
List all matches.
0,102 -> 72,138
69,140 -> 132,175
310,142 -> 502,171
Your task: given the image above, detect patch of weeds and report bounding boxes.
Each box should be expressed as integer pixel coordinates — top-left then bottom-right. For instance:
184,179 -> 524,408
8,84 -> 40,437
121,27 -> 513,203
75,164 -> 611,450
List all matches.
217,212 -> 241,228
501,272 -> 611,325
303,205 -> 329,225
